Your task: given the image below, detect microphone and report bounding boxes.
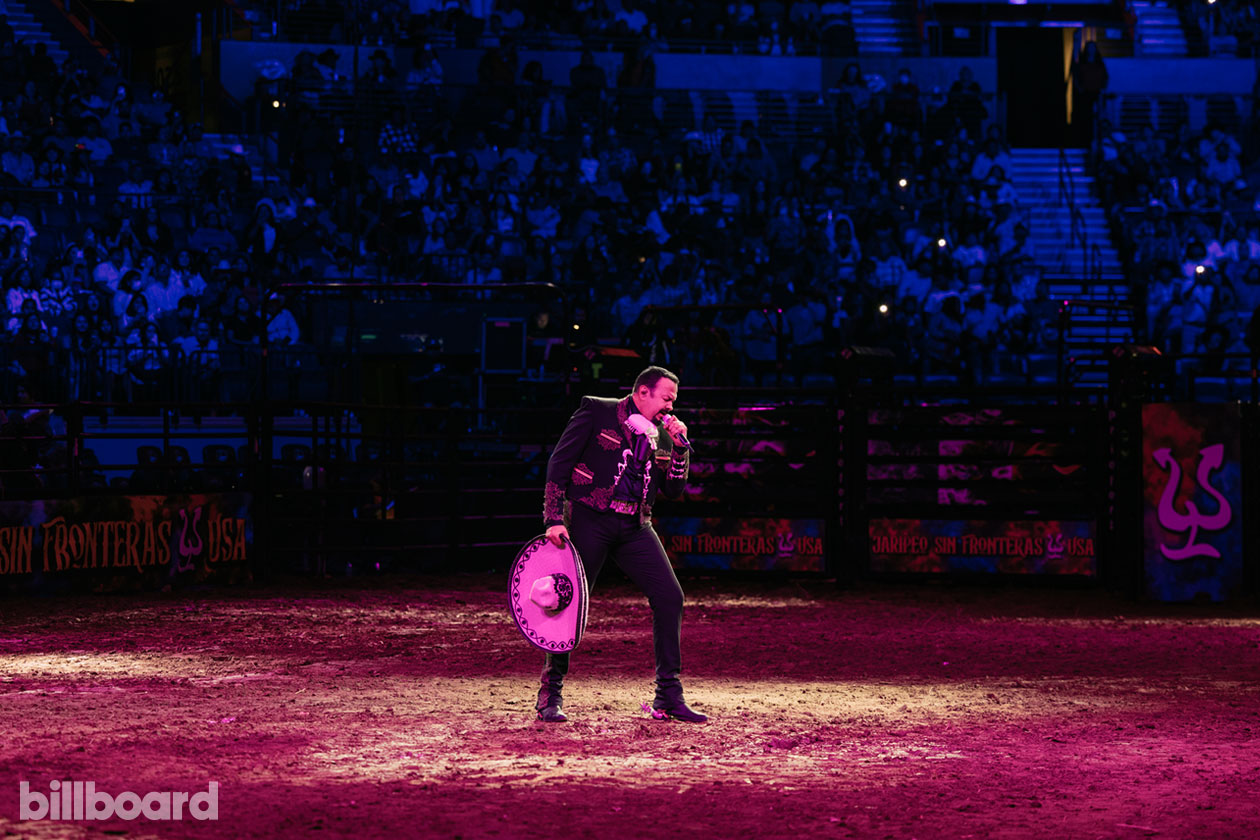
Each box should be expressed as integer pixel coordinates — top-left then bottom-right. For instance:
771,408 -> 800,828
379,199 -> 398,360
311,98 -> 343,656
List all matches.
661,415 -> 692,452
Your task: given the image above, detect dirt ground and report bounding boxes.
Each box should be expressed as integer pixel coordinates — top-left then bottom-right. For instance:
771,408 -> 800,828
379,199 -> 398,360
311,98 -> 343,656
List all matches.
2,575 -> 1260,839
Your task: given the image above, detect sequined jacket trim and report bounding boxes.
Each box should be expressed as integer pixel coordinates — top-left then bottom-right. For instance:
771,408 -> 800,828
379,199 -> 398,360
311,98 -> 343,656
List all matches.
543,395 -> 689,527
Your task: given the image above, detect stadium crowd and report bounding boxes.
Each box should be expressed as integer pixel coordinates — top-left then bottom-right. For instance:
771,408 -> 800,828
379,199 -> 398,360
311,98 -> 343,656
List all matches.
1186,0 -> 1260,57
0,22 -> 309,404
251,0 -> 862,57
1098,111 -> 1257,366
273,45 -> 1072,387
0,3 -> 1256,403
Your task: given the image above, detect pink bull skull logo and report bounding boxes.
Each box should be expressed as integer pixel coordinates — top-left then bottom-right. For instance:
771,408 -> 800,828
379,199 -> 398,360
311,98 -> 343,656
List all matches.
177,506 -> 204,572
1152,444 -> 1232,561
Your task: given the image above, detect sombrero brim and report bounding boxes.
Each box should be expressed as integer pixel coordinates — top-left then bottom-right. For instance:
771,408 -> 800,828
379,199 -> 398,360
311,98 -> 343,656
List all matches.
509,534 -> 589,652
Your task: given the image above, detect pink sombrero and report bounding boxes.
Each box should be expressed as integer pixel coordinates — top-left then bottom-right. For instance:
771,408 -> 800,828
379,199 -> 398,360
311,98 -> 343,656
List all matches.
508,535 -> 589,653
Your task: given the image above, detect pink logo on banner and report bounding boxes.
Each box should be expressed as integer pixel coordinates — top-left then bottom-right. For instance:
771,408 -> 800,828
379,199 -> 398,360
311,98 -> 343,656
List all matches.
1151,444 -> 1233,561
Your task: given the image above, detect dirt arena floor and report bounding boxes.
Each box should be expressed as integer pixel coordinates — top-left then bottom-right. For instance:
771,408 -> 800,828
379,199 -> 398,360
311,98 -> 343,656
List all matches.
2,574 -> 1260,839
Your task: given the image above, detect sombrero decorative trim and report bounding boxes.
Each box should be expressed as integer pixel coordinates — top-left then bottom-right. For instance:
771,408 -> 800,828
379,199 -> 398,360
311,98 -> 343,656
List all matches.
509,535 -> 589,653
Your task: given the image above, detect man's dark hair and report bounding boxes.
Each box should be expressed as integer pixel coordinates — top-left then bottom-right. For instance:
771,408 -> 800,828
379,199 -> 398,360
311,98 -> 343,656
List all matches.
634,366 -> 679,392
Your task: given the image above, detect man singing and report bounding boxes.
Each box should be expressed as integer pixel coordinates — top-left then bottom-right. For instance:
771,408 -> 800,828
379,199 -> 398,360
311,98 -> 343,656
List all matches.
537,365 -> 706,723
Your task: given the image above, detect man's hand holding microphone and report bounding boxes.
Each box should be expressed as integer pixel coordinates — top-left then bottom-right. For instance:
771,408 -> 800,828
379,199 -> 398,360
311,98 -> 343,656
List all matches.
547,413 -> 689,549
660,414 -> 690,450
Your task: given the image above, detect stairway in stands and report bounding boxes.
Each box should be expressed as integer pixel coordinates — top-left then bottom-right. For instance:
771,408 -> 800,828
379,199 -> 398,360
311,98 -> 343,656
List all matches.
1009,148 -> 1132,387
851,0 -> 919,56
3,0 -> 70,65
1132,0 -> 1188,56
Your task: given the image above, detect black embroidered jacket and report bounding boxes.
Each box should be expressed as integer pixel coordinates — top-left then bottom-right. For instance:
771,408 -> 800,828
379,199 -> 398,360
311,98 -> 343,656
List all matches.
543,395 -> 690,528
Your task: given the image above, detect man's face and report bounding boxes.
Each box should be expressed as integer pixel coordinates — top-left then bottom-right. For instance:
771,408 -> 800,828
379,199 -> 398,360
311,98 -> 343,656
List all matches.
634,378 -> 678,424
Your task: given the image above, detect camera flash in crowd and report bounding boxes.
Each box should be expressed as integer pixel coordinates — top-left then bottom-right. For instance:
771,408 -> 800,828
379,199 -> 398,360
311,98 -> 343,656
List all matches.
1195,264 -> 1205,275
937,238 -> 947,248
897,178 -> 908,189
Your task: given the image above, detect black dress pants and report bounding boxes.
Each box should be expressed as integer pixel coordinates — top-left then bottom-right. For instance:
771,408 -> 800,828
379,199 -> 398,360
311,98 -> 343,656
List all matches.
543,501 -> 686,704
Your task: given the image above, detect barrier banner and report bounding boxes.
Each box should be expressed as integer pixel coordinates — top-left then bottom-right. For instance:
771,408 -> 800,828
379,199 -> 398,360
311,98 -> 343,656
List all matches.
656,517 -> 826,572
0,493 -> 252,591
1142,403 -> 1243,602
868,518 -> 1097,575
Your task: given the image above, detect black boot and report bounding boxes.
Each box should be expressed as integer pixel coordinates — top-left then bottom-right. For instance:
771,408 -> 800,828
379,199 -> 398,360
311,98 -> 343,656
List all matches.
651,698 -> 707,723
653,681 -> 707,723
536,652 -> 569,722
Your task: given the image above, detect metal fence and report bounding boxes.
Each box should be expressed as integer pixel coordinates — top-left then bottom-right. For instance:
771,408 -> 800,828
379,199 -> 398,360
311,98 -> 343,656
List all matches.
258,76 -> 1004,144
1101,92 -> 1255,138
0,350 -> 1250,583
0,343 -> 322,406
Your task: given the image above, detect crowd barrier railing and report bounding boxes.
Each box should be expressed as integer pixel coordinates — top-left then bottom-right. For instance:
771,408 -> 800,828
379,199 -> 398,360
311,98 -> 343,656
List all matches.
258,77 -> 1004,143
1101,92 -> 1256,138
265,8 -> 874,56
0,347 -> 1255,584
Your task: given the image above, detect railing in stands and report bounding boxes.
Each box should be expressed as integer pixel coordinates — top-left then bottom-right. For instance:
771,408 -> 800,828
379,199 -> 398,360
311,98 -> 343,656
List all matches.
1057,146 -> 1075,209
1089,242 -> 1107,300
1100,92 -> 1256,139
1059,146 -> 1092,281
636,303 -> 789,387
1071,204 -> 1089,278
257,77 -> 1005,147
261,13 -> 861,57
48,0 -> 124,65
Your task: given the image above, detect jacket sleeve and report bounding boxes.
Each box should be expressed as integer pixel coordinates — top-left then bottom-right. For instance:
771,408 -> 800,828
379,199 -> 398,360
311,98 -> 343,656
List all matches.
659,436 -> 689,499
543,397 -> 595,526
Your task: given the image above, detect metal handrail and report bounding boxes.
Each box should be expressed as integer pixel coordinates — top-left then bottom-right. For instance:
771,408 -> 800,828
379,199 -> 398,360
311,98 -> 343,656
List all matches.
265,21 -> 854,56
1070,203 -> 1088,273
1175,352 -> 1260,403
48,0 -> 122,63
1089,242 -> 1109,301
1059,146 -> 1095,281
1058,146 -> 1076,209
1060,299 -> 1136,314
270,76 -> 1003,110
277,280 -> 563,295
261,76 -> 1003,149
1100,91 -> 1257,137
